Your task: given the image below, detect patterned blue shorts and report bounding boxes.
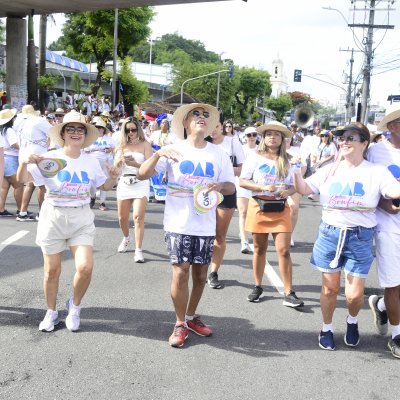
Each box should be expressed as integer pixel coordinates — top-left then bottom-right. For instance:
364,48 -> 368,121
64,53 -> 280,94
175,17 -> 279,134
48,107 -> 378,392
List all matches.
164,232 -> 215,265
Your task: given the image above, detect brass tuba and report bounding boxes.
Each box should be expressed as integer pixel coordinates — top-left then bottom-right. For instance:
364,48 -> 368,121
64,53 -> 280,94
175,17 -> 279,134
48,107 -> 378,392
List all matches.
294,107 -> 314,128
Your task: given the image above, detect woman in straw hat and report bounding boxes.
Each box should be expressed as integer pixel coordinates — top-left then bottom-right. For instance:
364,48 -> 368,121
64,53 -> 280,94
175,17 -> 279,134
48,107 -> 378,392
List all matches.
17,110 -> 120,333
138,103 -> 235,348
0,108 -> 24,217
84,116 -> 115,211
367,108 -> 400,358
294,121 -> 400,352
240,121 -> 304,307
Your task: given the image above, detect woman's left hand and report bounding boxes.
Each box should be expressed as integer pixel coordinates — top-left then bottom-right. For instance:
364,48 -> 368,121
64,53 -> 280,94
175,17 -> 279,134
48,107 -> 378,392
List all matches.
107,165 -> 121,180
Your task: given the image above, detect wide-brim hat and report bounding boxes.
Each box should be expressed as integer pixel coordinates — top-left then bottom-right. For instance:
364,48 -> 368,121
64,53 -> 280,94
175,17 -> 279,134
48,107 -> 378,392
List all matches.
101,110 -> 111,118
171,103 -> 220,140
20,104 -> 38,119
48,110 -> 99,148
244,126 -> 258,135
0,108 -> 17,125
92,116 -> 110,133
377,108 -> 400,131
256,121 -> 292,139
55,108 -> 65,115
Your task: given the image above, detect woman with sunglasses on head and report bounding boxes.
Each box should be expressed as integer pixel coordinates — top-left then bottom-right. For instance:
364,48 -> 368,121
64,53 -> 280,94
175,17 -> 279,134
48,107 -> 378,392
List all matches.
16,111 -> 120,333
240,121 -> 304,308
206,115 -> 245,289
114,118 -> 153,262
237,126 -> 259,254
294,122 -> 400,351
84,117 -> 115,210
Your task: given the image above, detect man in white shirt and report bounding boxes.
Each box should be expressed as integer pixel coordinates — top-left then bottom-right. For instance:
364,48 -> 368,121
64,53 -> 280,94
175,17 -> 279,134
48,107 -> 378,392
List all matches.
368,108 -> 400,359
138,103 -> 235,348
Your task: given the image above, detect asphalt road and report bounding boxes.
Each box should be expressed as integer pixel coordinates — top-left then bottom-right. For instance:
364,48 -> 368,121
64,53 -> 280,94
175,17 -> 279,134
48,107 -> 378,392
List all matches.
0,190 -> 398,400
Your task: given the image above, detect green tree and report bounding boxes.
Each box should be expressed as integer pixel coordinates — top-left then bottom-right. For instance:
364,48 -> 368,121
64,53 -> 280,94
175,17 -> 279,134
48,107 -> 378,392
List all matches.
37,74 -> 58,90
49,8 -> 154,94
265,93 -> 293,122
0,20 -> 5,43
118,57 -> 149,116
233,68 -> 271,122
130,33 -> 220,65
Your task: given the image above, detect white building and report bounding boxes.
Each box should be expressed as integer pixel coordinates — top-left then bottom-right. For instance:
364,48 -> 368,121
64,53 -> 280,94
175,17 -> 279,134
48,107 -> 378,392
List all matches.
270,55 -> 288,97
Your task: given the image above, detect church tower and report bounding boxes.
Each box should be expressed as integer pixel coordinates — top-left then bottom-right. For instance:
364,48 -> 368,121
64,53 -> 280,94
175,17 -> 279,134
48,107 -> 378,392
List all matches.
270,55 -> 288,97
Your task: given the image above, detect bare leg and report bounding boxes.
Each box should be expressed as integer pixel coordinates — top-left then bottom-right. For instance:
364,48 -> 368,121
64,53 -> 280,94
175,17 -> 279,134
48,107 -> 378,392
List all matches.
117,198 -> 133,237
237,197 -> 249,243
252,233 -> 268,286
132,197 -> 148,249
273,232 -> 293,294
20,182 -> 35,212
187,264 -> 208,316
43,252 -> 63,310
384,286 -> 400,326
320,272 -> 341,324
0,178 -> 11,211
210,207 -> 235,273
171,263 -> 190,322
70,245 -> 94,306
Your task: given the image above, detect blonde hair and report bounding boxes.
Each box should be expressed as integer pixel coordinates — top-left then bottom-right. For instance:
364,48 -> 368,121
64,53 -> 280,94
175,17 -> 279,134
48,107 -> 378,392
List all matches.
116,118 -> 145,151
258,132 -> 290,179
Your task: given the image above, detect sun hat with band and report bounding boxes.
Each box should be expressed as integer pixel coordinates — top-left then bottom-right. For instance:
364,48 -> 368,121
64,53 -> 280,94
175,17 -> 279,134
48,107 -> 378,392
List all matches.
92,116 -> 110,133
0,108 -> 17,126
377,107 -> 400,132
48,110 -> 99,149
171,103 -> 220,140
20,104 -> 39,119
333,122 -> 370,142
256,121 -> 292,139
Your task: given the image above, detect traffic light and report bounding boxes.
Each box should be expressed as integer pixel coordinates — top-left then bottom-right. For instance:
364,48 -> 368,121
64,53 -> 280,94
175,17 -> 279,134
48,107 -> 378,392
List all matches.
227,66 -> 234,79
294,69 -> 302,82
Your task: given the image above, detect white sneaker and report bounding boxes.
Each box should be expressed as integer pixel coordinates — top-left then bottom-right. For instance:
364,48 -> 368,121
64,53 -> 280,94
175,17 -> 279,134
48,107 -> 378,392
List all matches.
240,241 -> 251,254
134,249 -> 144,263
65,298 -> 81,332
118,236 -> 132,253
39,309 -> 59,332
290,239 -> 294,247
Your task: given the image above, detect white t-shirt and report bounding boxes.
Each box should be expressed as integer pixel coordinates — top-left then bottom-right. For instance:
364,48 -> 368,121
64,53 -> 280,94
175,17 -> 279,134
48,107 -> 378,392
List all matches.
150,130 -> 176,148
368,140 -> 400,233
300,135 -> 320,161
18,116 -> 51,158
240,153 -> 293,196
85,135 -> 115,164
28,149 -> 107,207
155,141 -> 235,236
1,127 -> 19,157
217,136 -> 246,165
306,160 -> 396,228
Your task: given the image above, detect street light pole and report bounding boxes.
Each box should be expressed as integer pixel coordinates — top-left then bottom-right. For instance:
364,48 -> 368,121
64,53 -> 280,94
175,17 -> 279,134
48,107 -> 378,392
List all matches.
111,8 -> 118,110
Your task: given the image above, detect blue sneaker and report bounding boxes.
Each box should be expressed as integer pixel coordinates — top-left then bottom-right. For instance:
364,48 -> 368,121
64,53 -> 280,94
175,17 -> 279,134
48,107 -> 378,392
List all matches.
318,330 -> 335,350
344,322 -> 360,347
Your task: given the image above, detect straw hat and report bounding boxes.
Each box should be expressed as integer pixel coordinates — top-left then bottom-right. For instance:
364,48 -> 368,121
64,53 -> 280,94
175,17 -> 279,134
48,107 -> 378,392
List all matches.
55,108 -> 65,115
256,121 -> 292,139
101,110 -> 111,118
244,126 -> 258,135
20,104 -> 38,119
92,116 -> 110,133
171,103 -> 220,140
48,110 -> 99,148
377,108 -> 400,132
0,108 -> 17,125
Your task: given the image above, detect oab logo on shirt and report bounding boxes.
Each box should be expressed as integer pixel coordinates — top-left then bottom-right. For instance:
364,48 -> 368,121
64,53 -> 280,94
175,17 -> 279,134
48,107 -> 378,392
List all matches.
388,164 -> 400,180
328,182 -> 365,197
179,160 -> 215,178
58,170 -> 90,184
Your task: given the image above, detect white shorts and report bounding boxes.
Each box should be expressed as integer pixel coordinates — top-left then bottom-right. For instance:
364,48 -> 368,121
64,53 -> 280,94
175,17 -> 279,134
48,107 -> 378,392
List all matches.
36,201 -> 96,255
375,230 -> 400,288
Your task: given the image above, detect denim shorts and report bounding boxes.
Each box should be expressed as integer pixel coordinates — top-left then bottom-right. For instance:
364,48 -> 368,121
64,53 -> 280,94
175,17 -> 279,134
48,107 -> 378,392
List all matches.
310,221 -> 375,278
164,232 -> 215,265
4,154 -> 19,177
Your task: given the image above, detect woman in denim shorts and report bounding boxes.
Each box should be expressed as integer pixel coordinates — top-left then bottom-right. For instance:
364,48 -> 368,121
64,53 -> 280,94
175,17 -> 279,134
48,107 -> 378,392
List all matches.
294,122 -> 400,351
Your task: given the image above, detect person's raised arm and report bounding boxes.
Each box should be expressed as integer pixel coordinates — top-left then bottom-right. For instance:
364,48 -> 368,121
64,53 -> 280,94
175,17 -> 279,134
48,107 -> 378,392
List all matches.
137,147 -> 181,180
293,169 -> 314,196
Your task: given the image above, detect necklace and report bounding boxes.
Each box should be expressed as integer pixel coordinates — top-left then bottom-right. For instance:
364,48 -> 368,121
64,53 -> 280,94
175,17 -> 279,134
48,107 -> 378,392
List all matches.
128,138 -> 140,145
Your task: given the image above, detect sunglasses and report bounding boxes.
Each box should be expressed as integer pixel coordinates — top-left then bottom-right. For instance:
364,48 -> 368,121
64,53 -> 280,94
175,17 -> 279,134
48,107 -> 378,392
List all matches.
191,110 -> 210,118
337,135 -> 362,143
55,114 -> 64,117
246,133 -> 257,138
64,126 -> 86,135
126,128 -> 138,133
225,125 -> 233,128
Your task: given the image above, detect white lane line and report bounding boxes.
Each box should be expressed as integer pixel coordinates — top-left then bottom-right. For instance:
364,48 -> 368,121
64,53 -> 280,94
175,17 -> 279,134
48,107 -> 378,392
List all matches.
265,261 -> 284,295
0,230 -> 30,253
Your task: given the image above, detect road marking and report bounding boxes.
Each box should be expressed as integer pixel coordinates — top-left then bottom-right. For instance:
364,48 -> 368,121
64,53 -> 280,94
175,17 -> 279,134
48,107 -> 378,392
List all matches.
265,261 -> 284,295
0,230 -> 30,253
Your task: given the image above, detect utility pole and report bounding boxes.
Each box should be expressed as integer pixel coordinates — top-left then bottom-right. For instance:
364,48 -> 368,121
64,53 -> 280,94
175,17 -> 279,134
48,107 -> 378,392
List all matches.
348,0 -> 395,123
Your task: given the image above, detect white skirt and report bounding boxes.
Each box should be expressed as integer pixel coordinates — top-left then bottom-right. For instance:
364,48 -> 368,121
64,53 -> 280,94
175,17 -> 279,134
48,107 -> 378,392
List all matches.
116,177 -> 150,200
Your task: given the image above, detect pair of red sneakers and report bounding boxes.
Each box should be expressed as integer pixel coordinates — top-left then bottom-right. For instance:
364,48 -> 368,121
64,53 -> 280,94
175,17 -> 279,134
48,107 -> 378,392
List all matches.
169,316 -> 212,348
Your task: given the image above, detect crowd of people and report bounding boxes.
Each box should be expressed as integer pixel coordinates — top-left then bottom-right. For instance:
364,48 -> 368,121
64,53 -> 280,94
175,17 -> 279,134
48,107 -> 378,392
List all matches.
1,100 -> 399,359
